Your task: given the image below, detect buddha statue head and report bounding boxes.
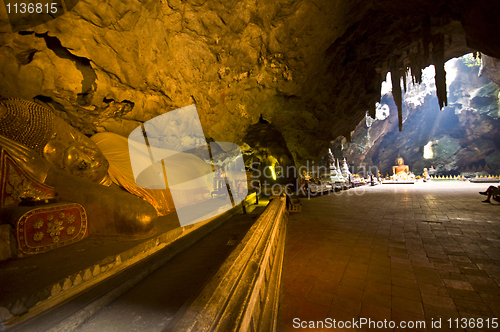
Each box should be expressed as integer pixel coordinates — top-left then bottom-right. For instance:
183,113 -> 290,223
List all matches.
395,157 -> 404,166
0,98 -> 109,184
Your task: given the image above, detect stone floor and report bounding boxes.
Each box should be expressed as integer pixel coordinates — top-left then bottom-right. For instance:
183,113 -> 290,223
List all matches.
278,181 -> 500,331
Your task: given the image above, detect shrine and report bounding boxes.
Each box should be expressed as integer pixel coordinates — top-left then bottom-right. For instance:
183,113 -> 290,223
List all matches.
1,0 -> 500,330
387,156 -> 415,183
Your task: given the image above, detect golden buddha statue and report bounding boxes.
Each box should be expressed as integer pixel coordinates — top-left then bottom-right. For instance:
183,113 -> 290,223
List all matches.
90,131 -> 213,216
0,98 -> 110,184
0,99 -> 157,237
392,157 -> 409,177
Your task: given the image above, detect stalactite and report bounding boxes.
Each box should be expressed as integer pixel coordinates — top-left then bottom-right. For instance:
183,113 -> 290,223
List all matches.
345,131 -> 352,143
375,73 -> 382,103
431,33 -> 447,109
409,53 -> 422,85
416,41 -> 423,84
410,63 -> 420,85
402,67 -> 408,93
368,102 -> 376,119
413,63 -> 422,85
421,17 -> 431,62
369,73 -> 383,119
415,63 -> 422,84
390,58 -> 403,132
181,1 -> 186,31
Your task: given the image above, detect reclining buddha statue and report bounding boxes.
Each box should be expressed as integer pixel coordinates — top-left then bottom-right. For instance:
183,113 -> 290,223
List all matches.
0,98 -> 157,237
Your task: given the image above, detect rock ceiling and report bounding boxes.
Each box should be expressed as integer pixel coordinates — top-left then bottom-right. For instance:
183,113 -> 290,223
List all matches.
0,0 -> 499,166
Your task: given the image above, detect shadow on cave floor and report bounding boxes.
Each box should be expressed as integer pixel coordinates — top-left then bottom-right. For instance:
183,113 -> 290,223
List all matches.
0,211 -> 180,308
73,203 -> 267,332
0,198 -> 268,331
0,196 -> 265,312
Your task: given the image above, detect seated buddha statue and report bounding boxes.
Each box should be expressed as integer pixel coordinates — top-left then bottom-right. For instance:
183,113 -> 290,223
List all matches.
0,98 -> 157,237
392,157 -> 409,178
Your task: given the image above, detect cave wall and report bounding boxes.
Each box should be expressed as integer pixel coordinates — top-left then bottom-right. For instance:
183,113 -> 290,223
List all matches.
1,0 -> 500,166
338,55 -> 500,176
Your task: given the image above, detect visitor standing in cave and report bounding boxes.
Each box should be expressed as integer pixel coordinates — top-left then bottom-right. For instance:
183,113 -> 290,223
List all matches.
368,172 -> 375,186
479,186 -> 500,203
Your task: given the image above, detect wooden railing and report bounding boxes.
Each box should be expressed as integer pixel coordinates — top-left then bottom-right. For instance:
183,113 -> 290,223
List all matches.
172,196 -> 288,332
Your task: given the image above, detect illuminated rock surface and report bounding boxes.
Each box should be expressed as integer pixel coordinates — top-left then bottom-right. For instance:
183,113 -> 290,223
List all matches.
337,56 -> 500,175
0,0 -> 499,166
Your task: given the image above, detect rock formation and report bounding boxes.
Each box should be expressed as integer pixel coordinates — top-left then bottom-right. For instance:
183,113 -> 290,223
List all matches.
1,0 -> 500,168
337,54 -> 500,175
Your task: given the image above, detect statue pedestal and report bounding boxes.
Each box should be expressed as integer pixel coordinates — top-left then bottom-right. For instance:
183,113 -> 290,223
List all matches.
0,201 -> 87,257
0,224 -> 13,260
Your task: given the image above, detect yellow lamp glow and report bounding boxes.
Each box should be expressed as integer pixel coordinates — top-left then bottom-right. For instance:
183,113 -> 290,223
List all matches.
270,165 -> 276,180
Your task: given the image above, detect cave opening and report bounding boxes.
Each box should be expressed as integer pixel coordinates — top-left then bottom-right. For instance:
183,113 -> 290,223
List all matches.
338,53 -> 500,177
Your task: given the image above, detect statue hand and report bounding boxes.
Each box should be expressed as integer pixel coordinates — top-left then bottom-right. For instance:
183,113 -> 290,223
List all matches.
0,134 -> 51,183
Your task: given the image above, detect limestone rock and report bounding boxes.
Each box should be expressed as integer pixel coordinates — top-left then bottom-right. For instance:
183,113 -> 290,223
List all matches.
25,293 -> 39,309
82,268 -> 93,281
9,299 -> 27,316
0,0 -> 499,167
72,273 -> 83,287
340,55 -> 500,176
0,306 -> 12,322
62,278 -> 72,291
480,55 -> 500,86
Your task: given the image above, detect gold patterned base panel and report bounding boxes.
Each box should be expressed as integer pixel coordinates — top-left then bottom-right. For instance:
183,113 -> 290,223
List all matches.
16,203 -> 88,255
